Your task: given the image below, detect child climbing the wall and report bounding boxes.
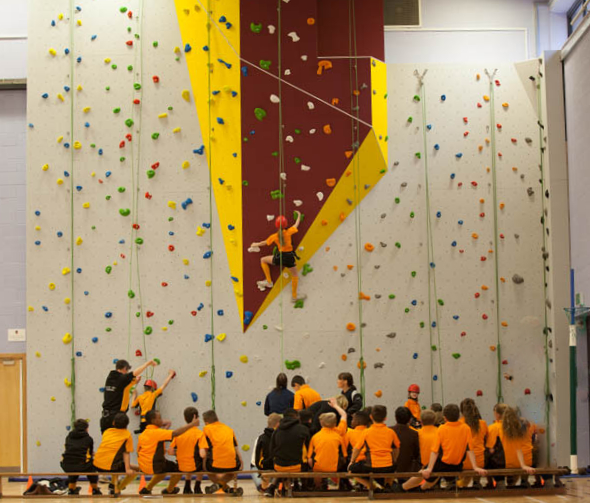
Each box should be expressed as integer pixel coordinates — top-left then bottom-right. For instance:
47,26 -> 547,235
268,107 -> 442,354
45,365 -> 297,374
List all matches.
405,384 -> 422,428
291,375 -> 322,410
167,407 -> 204,494
199,410 -> 244,496
250,210 -> 306,302
60,419 -> 100,495
131,369 -> 176,433
458,398 -> 488,489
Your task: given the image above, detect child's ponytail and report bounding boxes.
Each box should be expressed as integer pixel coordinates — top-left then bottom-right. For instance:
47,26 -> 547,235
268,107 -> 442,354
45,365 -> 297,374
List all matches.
460,398 -> 481,434
502,406 -> 526,440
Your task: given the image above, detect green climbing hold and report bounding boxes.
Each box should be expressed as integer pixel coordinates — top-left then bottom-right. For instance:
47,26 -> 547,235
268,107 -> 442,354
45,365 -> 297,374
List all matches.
395,242 -> 401,248
410,212 -> 415,218
91,226 -> 96,230
119,157 -> 126,162
168,320 -> 174,325
250,22 -> 262,33
147,169 -> 155,179
411,271 -> 417,277
285,360 -> 301,370
90,143 -> 96,148
168,217 -> 174,222
120,6 -> 128,13
385,136 -> 389,142
105,195 -> 111,200
167,106 -> 173,111
133,83 -> 141,90
294,300 -> 304,309
242,180 -> 249,186
135,237 -> 144,245
105,327 -> 112,332
415,152 -> 421,159
105,265 -> 112,274
413,95 -> 420,102
119,208 -> 131,216
153,357 -> 161,364
113,107 -> 121,114
151,133 -> 160,140
294,129 -> 301,134
105,86 -> 110,91
128,290 -> 135,298
263,325 -> 268,330
452,353 -> 461,359
420,322 -> 425,328
118,187 -> 126,193
111,64 -> 117,70
294,157 -> 301,164
407,116 -> 413,123
302,263 -> 313,276
270,190 -> 284,200
144,326 -> 153,335
431,345 -> 438,351
153,41 -> 158,47
438,299 -> 444,306
271,151 -> 279,157
405,308 -> 410,313
259,59 -> 271,70
135,312 -> 141,318
125,118 -> 134,127
395,197 -> 400,204
127,65 -> 133,71
254,108 -> 267,121
389,294 -> 396,299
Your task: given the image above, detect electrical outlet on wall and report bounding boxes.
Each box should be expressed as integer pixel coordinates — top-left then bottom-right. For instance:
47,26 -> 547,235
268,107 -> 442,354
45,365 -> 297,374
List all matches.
7,329 -> 26,342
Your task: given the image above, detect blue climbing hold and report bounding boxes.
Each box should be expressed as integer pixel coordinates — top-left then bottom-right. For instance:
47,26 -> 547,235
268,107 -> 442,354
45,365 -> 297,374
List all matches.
228,224 -> 235,231
65,48 -> 70,55
241,66 -> 248,77
441,95 -> 446,101
212,90 -> 220,95
64,143 -> 70,149
76,351 -> 82,357
105,312 -> 112,318
119,239 -> 125,244
217,58 -> 231,69
217,310 -> 224,316
64,171 -> 70,177
202,223 -> 211,229
230,276 -> 239,283
184,275 -> 189,279
99,387 -> 105,393
184,43 -> 192,52
455,153 -> 463,158
434,144 -> 440,150
450,173 -> 456,179
92,337 -> 98,343
76,185 -> 82,191
433,375 -> 438,381
203,251 -> 212,259
57,231 -> 63,237
91,35 -> 97,40
431,321 -> 437,328
204,334 -> 213,343
202,45 -> 209,51
76,268 -> 82,273
181,198 -> 193,210
451,241 -> 457,247
34,240 -> 41,246
426,124 -> 432,130
413,353 -> 418,359
98,148 -> 103,155
231,91 -> 238,97
105,171 -> 111,177
216,117 -> 225,125
76,57 -> 81,63
194,145 -> 205,155
225,22 -> 232,29
226,371 -> 233,378
197,303 -> 204,311
64,86 -> 70,92
218,15 -> 227,22
453,315 -> 459,320
244,311 -> 253,325
42,306 -> 48,312
42,93 -> 49,99
191,392 -> 198,403
169,231 -> 174,236
430,262 -> 436,268
458,220 -> 464,225
51,20 -> 56,26
218,178 -> 225,185
436,211 -> 441,218
35,210 -> 41,216
256,401 -> 262,406
84,291 -> 89,296
411,300 -> 417,306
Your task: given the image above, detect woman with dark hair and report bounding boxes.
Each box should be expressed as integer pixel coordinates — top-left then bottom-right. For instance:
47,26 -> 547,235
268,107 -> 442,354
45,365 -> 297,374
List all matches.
264,373 -> 295,415
337,372 -> 363,426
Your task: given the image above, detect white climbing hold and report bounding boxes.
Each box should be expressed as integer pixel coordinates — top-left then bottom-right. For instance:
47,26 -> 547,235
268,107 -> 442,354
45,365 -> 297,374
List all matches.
285,135 -> 294,143
287,32 -> 300,42
309,129 -> 316,134
319,362 -> 326,368
316,192 -> 324,201
280,173 -> 287,180
268,25 -> 276,34
284,69 -> 291,76
307,101 -> 315,110
275,325 -> 283,331
293,200 -> 303,207
301,55 -> 308,61
266,215 -> 275,221
301,164 -> 311,171
270,94 -> 280,103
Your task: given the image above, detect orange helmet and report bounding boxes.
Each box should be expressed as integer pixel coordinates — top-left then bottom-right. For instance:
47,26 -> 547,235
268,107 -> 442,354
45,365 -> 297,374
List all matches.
408,384 -> 420,393
144,379 -> 157,389
275,215 -> 288,229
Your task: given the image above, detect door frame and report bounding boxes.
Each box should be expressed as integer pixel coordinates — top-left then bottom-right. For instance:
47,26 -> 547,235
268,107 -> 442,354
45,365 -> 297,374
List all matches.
0,353 -> 27,471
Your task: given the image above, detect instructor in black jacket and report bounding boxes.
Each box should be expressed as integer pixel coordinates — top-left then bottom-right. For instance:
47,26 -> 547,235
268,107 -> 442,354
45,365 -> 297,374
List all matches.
337,372 -> 363,427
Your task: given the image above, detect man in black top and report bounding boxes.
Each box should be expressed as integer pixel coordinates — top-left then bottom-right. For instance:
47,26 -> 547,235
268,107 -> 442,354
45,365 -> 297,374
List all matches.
100,359 -> 157,432
306,395 -> 348,435
391,407 -> 421,475
337,372 -> 363,427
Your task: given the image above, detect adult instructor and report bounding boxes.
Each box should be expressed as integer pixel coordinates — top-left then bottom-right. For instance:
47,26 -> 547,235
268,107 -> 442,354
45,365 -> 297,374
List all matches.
337,372 -> 363,426
100,359 -> 157,433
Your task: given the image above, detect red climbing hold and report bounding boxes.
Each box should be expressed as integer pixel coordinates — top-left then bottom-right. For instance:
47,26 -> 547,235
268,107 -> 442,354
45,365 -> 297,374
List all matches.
499,233 -> 505,239
482,314 -> 488,320
476,390 -> 483,396
126,40 -> 133,46
479,212 -> 485,218
497,123 -> 502,129
461,331 -> 467,337
119,141 -> 125,148
168,245 -> 175,252
133,99 -> 140,105
126,134 -> 132,141
127,10 -> 133,18
502,360 -> 508,365
152,162 -> 160,170
524,388 -> 531,395
495,79 -> 501,86
146,311 -> 154,317
161,282 -> 168,287
132,223 -> 140,230
152,76 -> 160,83
463,117 -> 468,123
511,138 -> 517,143
480,256 -> 487,261
191,311 -> 197,316
145,192 -> 152,199
458,182 -> 463,187
135,350 -> 142,357
464,131 -> 469,137
471,181 -> 478,187
477,103 -> 482,108
474,292 -> 480,298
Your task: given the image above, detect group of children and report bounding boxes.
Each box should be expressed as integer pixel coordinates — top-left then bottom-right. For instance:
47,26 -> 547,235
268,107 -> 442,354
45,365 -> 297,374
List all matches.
61,365 -> 545,496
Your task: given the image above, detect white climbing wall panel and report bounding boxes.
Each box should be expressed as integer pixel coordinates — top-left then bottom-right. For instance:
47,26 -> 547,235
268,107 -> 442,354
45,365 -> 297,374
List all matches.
27,0 -> 562,470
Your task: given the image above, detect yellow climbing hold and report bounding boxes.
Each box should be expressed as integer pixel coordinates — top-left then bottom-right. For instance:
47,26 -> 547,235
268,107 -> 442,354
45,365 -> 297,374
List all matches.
57,136 -> 64,143
76,236 -> 83,245
77,85 -> 83,91
483,95 -> 490,102
174,46 -> 181,53
35,226 -> 41,231
196,227 -> 205,236
182,161 -> 190,169
239,355 -> 248,363
49,282 -> 56,290
62,332 -> 72,344
241,401 -> 247,406
182,258 -> 189,265
181,89 -> 191,101
57,178 -> 64,185
161,327 -> 168,332
205,280 -> 212,287
242,445 -> 250,451
42,163 -> 49,171
158,113 -> 168,118
172,127 -> 181,133
62,267 -> 71,275
36,440 -> 41,446
167,201 -> 177,209
64,297 -> 71,304
64,378 -> 72,387
49,48 -> 57,56
83,202 -> 90,209
83,106 -> 91,113
73,141 -> 82,149
104,58 -> 111,63
28,306 -> 34,312
50,396 -> 56,402
35,351 -> 41,357
76,19 -> 82,26
58,13 -> 63,19
216,333 -> 226,342
199,371 -> 208,377
57,93 -> 65,102
91,172 -> 96,177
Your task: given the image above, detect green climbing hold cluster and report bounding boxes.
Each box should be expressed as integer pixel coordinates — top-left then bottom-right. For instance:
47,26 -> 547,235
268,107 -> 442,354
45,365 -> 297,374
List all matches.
285,360 -> 301,370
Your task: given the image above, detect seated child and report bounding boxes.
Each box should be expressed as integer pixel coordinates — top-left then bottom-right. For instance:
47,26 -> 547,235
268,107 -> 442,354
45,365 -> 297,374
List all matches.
459,398 -> 488,489
307,395 -> 349,434
167,407 -> 204,494
486,403 -> 507,488
132,369 -> 175,433
430,403 -> 445,426
61,419 -> 100,495
348,405 -> 399,490
137,410 -> 199,495
256,413 -> 282,472
501,407 -> 536,483
401,404 -> 486,492
418,410 -> 438,468
291,375 -> 321,410
345,411 -> 371,463
93,413 -> 137,495
308,412 -> 347,489
405,384 -> 422,428
392,407 -> 421,473
199,410 -> 244,496
298,409 -> 314,433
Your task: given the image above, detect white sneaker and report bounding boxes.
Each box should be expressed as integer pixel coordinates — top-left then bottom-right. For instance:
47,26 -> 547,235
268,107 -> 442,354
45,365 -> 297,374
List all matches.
291,293 -> 307,303
257,280 -> 273,291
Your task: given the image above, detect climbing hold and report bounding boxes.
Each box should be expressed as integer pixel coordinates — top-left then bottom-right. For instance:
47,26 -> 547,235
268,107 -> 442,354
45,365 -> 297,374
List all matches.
62,332 -> 72,344
346,323 -> 356,331
225,371 -> 233,378
364,243 -> 375,252
191,392 -> 198,403
119,208 -> 131,217
512,274 -> 524,284
259,60 -> 272,70
250,22 -> 262,33
144,327 -> 153,335
524,388 -> 531,395
452,353 -> 461,359
181,89 -> 190,101
374,390 -> 383,398
217,333 -> 226,341
254,108 -> 267,121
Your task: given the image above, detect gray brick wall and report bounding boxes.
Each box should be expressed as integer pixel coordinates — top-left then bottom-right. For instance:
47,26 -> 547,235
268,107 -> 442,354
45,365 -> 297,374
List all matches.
0,90 -> 26,354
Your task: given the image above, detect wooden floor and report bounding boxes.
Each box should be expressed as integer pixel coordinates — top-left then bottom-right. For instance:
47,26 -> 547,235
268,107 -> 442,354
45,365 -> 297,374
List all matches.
2,477 -> 589,501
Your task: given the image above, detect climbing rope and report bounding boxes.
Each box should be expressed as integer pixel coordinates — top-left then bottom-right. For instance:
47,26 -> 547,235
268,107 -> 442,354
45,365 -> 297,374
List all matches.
418,77 -> 445,405
486,69 -> 504,404
534,62 -> 552,464
68,0 -> 77,427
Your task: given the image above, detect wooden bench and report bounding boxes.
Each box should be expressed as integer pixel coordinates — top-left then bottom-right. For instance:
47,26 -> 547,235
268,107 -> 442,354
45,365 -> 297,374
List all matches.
0,468 -> 568,499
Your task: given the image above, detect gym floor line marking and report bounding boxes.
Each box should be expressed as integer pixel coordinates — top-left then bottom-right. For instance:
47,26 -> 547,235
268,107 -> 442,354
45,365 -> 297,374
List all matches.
476,498 -> 498,503
525,496 -> 548,503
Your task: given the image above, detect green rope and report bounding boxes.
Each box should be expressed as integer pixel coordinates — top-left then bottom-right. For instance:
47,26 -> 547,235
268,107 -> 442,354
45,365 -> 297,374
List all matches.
348,0 -> 365,402
68,0 -> 76,427
488,72 -> 504,403
419,80 -> 444,404
535,64 -> 551,464
206,0 -> 216,410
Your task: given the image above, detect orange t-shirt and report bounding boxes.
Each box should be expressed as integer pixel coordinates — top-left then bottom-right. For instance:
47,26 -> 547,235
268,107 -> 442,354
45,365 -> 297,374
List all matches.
355,423 -> 400,469
132,389 -> 163,422
266,226 -> 298,253
137,425 -> 173,474
501,422 -> 535,468
200,421 -> 238,469
486,420 -> 502,449
418,425 -> 438,467
309,427 -> 346,472
431,421 -> 473,466
346,426 -> 367,461
460,418 -> 487,469
405,399 -> 421,421
170,427 -> 204,472
293,384 -> 321,410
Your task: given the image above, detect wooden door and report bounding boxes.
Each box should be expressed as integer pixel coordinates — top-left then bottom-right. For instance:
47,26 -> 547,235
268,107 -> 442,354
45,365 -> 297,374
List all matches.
0,354 -> 26,471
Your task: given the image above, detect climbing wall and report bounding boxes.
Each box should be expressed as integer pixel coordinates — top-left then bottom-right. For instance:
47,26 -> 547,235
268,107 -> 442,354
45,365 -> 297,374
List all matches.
27,0 -> 562,471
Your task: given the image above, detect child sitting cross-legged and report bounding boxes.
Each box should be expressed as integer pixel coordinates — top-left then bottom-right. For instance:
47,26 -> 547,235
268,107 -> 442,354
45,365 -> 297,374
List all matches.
308,411 -> 347,490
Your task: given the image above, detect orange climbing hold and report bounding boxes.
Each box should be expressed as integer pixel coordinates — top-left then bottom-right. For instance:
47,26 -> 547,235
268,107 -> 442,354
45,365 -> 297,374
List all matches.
364,243 -> 375,252
472,233 -> 479,239
347,265 -> 354,270
321,219 -> 328,226
501,321 -> 508,327
478,145 -> 483,152
333,266 -> 338,271
357,360 -> 367,370
344,150 -> 353,159
479,198 -> 485,204
499,202 -> 505,209
353,89 -> 360,96
490,346 -> 497,351
339,212 -> 346,222
512,167 -> 518,172
326,178 -> 336,187
325,246 -> 330,251
374,390 -> 383,398
323,124 -> 332,135
341,354 -> 348,361
307,17 -> 315,25
332,98 -> 339,105
346,170 -> 352,177
346,323 -> 356,331
317,60 -> 333,75
359,292 -> 371,301
481,285 -> 489,291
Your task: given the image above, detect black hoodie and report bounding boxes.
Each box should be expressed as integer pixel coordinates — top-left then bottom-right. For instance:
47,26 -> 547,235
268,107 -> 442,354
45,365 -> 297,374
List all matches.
269,417 -> 310,468
61,430 -> 94,468
255,427 -> 275,470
